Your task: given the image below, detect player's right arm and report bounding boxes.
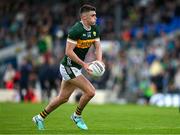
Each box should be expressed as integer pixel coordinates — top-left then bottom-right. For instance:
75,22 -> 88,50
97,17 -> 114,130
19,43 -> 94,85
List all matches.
65,41 -> 92,74
66,25 -> 92,73
65,42 -> 87,69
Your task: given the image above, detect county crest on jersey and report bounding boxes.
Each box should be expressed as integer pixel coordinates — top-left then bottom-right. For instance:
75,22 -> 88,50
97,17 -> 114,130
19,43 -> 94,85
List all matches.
61,21 -> 100,69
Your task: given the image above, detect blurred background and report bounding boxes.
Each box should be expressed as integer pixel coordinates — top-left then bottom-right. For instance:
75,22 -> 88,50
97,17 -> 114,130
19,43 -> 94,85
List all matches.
0,0 -> 179,107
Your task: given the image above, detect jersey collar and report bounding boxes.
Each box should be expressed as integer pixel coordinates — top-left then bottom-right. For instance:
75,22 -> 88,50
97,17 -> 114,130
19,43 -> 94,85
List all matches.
80,21 -> 91,31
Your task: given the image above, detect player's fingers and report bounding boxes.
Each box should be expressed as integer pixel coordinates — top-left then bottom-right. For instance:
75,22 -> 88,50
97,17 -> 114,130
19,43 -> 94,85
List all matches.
87,68 -> 93,72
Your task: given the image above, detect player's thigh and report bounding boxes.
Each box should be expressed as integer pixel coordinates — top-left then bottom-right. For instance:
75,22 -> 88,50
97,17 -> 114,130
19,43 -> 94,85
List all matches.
69,75 -> 95,94
58,80 -> 77,99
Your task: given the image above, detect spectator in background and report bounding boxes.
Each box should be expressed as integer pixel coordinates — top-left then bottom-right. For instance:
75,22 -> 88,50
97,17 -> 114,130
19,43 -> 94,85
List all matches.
174,35 -> 180,59
38,56 -> 49,101
3,64 -> 15,90
19,58 -> 32,101
24,84 -> 37,103
174,66 -> 180,92
45,57 -> 59,100
149,60 -> 164,93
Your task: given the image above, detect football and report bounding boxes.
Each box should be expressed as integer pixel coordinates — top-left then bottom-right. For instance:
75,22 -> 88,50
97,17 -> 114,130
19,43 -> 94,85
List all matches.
88,60 -> 105,77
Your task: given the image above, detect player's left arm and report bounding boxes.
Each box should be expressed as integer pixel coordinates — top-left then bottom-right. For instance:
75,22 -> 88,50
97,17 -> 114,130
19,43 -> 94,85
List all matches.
94,25 -> 104,66
94,39 -> 103,62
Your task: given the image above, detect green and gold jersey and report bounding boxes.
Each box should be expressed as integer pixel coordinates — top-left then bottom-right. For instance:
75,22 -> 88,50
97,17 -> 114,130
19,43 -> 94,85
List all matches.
61,21 -> 100,69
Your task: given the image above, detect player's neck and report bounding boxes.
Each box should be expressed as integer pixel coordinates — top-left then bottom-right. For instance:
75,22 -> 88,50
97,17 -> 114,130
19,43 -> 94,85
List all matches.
80,20 -> 91,31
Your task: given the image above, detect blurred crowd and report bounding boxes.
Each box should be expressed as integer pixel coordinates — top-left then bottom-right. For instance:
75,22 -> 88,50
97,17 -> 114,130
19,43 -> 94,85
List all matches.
0,0 -> 180,103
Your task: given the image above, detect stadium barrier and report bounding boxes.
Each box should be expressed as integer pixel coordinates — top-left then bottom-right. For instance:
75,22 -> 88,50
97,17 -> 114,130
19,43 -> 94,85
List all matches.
1,88 -> 180,107
0,89 -> 19,102
68,89 -> 110,104
0,88 -> 41,103
0,88 -> 110,104
150,93 -> 180,107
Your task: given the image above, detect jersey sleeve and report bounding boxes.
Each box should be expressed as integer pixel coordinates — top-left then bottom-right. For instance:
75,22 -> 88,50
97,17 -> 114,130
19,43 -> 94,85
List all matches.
67,27 -> 80,44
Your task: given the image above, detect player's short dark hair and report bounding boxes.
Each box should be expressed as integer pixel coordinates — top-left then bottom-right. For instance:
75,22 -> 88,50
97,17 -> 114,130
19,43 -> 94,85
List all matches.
80,4 -> 96,14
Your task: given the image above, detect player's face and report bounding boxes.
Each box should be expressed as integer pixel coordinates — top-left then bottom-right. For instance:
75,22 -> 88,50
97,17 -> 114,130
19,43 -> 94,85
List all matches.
86,11 -> 97,26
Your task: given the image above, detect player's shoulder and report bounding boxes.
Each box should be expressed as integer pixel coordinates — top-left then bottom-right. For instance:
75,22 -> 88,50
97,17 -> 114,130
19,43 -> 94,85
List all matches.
69,21 -> 83,33
67,21 -> 83,40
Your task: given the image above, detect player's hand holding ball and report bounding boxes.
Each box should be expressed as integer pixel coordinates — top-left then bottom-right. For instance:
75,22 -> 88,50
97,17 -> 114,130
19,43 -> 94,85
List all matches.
88,60 -> 105,77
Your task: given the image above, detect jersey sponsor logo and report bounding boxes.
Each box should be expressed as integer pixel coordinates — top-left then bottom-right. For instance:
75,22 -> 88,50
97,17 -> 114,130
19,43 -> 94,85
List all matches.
76,39 -> 95,49
93,31 -> 96,36
87,32 -> 91,38
83,33 -> 86,37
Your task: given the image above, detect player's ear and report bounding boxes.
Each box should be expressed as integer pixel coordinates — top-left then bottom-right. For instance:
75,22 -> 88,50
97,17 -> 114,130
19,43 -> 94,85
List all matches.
81,13 -> 87,20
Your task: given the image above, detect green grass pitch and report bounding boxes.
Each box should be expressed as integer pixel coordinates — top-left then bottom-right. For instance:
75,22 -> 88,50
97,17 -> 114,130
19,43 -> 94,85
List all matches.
0,103 -> 180,135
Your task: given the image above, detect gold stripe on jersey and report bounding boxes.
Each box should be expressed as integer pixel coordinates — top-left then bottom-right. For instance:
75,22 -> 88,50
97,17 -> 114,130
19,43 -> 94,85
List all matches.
76,39 -> 95,49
